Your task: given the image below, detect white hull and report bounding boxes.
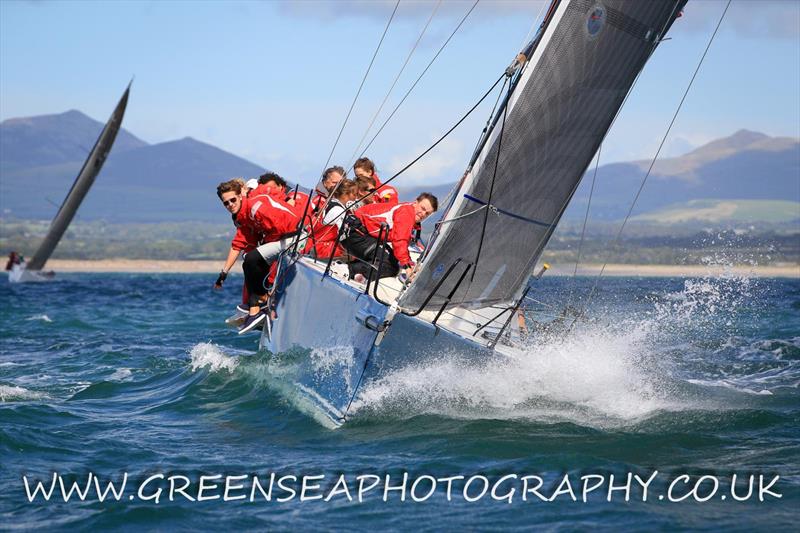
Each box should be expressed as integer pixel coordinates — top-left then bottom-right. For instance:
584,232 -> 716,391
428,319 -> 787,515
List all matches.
259,257 -> 522,427
7,265 -> 55,283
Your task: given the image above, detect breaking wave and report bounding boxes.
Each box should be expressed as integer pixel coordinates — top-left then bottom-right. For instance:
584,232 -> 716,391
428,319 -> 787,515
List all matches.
189,342 -> 239,373
349,270 -> 782,428
0,385 -> 46,402
25,314 -> 52,323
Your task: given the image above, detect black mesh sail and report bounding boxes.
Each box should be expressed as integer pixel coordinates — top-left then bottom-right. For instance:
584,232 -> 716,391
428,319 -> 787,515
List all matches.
400,0 -> 686,311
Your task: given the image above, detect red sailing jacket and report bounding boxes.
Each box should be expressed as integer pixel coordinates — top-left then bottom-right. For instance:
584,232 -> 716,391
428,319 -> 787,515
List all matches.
304,199 -> 347,258
287,190 -> 311,217
233,193 -> 300,248
354,201 -> 415,267
372,174 -> 398,205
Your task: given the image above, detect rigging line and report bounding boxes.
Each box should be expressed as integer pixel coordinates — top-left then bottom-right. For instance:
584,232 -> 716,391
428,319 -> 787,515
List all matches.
312,72 -> 507,233
321,0 -> 400,173
466,75 -> 510,176
281,71 -> 506,275
279,70 -> 506,290
580,0 -> 732,317
568,142 -> 601,305
516,0 -> 548,52
433,73 -> 509,233
358,0 -> 481,157
348,0 -> 442,166
471,80 -> 512,282
435,203 -> 487,226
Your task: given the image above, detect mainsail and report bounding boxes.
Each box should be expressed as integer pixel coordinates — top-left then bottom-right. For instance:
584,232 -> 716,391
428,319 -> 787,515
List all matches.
399,0 -> 686,311
24,84 -> 131,272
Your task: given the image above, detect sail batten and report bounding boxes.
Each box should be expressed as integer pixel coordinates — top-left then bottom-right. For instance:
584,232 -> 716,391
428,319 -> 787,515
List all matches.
25,85 -> 131,272
399,0 -> 686,312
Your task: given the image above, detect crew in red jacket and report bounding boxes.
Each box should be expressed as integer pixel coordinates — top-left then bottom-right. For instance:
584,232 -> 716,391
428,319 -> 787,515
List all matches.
344,192 -> 437,280
216,173 -> 301,311
216,178 -> 301,333
354,157 -> 398,205
214,178 -> 262,311
305,179 -> 357,259
310,165 -> 346,215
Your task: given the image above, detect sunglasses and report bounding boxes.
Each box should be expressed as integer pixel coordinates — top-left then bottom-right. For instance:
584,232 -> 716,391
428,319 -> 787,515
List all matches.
222,197 -> 239,207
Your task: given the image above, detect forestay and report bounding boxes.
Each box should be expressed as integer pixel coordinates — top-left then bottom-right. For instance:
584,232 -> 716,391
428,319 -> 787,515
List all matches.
399,0 -> 686,311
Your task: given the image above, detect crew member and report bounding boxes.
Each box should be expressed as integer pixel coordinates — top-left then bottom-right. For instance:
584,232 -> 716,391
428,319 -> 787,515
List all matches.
353,174 -> 377,208
306,179 -> 357,259
343,192 -> 437,280
216,179 -> 301,333
354,157 -> 398,205
310,166 -> 345,214
215,178 -> 262,313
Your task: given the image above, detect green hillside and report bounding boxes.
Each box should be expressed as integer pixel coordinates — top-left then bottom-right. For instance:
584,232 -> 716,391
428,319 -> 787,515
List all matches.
631,199 -> 800,224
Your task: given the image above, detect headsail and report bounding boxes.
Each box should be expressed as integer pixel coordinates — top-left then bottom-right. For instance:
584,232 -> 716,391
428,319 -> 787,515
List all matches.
399,0 -> 686,311
25,83 -> 131,272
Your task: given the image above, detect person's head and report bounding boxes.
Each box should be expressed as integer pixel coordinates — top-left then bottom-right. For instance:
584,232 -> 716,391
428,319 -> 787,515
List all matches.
355,175 -> 377,204
322,166 -> 345,193
216,179 -> 245,215
413,192 -> 438,223
332,179 -> 357,204
353,157 -> 376,180
258,172 -> 287,194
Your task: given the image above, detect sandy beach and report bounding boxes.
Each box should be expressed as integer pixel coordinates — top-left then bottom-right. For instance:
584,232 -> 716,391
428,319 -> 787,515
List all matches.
39,259 -> 800,278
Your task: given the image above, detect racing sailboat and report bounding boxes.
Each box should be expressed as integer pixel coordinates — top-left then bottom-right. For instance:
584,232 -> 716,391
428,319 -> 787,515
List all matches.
260,0 -> 688,427
8,84 -> 131,283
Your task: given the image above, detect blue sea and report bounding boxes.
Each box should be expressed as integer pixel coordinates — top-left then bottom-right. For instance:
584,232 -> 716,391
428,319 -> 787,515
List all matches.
1,272 -> 798,530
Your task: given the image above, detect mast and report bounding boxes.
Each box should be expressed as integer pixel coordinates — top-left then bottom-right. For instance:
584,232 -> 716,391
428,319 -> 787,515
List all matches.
25,83 -> 131,271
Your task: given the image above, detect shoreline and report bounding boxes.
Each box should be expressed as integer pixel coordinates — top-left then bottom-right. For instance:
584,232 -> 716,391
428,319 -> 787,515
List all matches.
35,259 -> 800,278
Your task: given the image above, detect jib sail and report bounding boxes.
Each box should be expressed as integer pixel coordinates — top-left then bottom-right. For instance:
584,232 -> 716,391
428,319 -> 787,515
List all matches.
399,0 -> 686,311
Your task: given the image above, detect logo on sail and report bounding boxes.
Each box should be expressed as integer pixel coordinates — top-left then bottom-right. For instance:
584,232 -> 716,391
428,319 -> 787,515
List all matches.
586,4 -> 606,39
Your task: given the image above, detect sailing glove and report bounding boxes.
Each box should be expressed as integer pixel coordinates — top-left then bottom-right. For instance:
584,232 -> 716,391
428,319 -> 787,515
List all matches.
214,270 -> 228,288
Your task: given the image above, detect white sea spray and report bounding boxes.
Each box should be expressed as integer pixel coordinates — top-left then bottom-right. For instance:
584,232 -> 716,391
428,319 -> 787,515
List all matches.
189,342 -> 239,373
25,314 -> 52,323
0,385 -> 46,402
353,269 -> 767,427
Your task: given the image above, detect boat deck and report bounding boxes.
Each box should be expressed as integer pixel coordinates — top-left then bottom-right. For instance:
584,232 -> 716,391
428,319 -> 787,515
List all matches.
295,255 -> 524,350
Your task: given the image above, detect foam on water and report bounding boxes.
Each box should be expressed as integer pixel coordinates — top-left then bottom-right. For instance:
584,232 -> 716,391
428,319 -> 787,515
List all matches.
354,319 -> 672,428
686,378 -> 774,396
0,385 -> 46,402
189,342 -> 239,373
25,314 -> 52,323
351,270 -> 769,428
109,368 -> 133,381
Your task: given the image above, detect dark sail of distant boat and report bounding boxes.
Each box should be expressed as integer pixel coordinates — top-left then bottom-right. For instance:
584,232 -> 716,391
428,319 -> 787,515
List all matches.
9,83 -> 131,282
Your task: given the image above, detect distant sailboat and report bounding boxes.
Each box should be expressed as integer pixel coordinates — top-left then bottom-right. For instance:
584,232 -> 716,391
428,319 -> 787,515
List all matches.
259,0 -> 688,427
7,83 -> 131,283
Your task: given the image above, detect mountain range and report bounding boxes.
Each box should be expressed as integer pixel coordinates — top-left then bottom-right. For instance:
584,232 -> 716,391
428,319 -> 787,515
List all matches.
1,109 -> 798,224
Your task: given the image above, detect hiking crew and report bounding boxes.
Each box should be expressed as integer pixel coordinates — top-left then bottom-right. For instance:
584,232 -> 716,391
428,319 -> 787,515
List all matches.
310,166 -> 345,215
343,193 -> 437,281
215,161 -> 434,333
306,179 -> 357,260
354,157 -> 398,205
216,178 -> 302,333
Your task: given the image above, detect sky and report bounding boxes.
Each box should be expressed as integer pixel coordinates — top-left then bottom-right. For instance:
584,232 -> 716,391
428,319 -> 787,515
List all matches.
1,0 -> 798,188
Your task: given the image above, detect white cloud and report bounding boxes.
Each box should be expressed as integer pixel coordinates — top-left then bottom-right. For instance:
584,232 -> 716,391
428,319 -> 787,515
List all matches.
387,135 -> 466,186
672,0 -> 799,40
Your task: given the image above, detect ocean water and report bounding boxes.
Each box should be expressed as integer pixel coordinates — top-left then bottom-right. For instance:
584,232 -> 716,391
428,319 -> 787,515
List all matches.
1,272 -> 798,530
